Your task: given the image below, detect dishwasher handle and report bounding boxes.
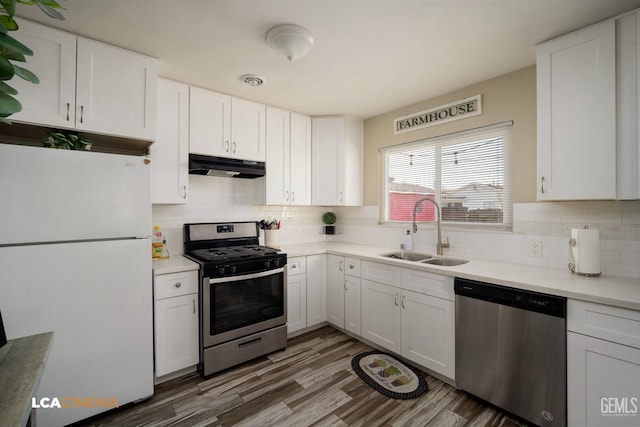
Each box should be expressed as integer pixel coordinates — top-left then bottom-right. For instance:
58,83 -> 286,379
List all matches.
454,277 -> 566,318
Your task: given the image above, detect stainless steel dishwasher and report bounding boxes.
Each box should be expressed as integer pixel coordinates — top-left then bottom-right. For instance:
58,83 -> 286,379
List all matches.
455,277 -> 566,426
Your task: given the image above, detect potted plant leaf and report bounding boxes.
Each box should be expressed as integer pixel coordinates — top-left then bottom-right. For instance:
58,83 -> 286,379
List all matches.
43,129 -> 92,150
322,211 -> 336,235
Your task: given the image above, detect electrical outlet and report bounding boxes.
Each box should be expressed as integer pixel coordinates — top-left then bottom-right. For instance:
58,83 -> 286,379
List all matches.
529,240 -> 543,258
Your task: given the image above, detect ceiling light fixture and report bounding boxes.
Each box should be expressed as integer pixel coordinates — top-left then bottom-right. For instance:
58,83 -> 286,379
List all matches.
266,24 -> 314,62
239,74 -> 265,87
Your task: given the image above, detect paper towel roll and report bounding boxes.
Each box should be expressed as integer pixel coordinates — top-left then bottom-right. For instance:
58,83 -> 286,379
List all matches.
571,228 -> 600,276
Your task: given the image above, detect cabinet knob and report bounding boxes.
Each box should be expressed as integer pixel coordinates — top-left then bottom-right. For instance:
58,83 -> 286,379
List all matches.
291,264 -> 297,269
349,264 -> 354,269
175,282 -> 182,288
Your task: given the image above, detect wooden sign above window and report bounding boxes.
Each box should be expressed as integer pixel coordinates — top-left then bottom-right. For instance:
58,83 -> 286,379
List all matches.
394,95 -> 482,134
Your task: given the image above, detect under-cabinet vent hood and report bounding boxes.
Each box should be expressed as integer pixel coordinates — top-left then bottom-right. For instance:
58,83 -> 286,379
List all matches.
188,154 -> 265,179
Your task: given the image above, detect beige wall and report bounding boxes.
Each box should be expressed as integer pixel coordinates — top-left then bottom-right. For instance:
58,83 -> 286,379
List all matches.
363,65 -> 537,206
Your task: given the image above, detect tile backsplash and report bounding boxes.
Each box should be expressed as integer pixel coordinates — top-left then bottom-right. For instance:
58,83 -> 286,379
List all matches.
153,177 -> 640,279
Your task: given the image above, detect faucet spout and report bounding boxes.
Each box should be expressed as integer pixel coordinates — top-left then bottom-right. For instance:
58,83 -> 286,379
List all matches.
412,197 -> 449,256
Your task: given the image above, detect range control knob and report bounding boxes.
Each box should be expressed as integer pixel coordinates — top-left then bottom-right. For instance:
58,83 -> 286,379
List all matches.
274,258 -> 281,267
217,267 -> 225,276
229,265 -> 237,274
264,260 -> 272,269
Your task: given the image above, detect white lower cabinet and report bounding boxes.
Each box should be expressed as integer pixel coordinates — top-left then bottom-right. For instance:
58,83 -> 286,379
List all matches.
567,300 -> 640,426
287,255 -> 327,334
306,254 -> 327,327
326,254 -> 346,328
360,262 -> 455,380
326,255 -> 362,332
361,279 -> 402,353
154,269 -> 199,378
287,257 -> 307,334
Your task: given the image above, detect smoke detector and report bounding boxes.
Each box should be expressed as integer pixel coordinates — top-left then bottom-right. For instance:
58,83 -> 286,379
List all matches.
239,74 -> 265,87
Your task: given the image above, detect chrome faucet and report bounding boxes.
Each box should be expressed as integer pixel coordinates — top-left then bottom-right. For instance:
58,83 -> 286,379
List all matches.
412,197 -> 450,256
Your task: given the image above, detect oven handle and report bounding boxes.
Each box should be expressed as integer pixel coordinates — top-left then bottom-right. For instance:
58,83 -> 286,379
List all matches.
208,267 -> 285,284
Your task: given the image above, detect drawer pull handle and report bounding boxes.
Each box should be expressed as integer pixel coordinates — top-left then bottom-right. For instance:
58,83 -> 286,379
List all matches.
175,282 -> 182,288
239,337 -> 261,348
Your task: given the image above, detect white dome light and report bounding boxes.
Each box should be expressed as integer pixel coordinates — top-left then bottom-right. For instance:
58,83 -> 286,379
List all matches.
266,24 -> 314,62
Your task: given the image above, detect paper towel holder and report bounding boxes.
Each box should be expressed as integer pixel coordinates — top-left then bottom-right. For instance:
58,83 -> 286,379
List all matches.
568,225 -> 601,277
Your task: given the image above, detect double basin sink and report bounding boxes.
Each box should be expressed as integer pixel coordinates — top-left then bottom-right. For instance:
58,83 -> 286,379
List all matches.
382,251 -> 469,266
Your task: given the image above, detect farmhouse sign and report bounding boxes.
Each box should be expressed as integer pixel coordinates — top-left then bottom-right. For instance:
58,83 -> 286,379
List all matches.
394,95 -> 482,134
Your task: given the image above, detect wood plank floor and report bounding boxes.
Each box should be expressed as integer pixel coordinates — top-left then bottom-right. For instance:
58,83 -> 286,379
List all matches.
83,326 -> 531,427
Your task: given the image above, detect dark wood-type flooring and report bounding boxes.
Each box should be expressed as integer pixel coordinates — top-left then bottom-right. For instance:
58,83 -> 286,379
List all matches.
82,326 -> 531,427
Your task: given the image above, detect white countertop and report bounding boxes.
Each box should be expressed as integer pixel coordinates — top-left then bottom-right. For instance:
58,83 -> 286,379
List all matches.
152,256 -> 199,275
281,242 -> 640,311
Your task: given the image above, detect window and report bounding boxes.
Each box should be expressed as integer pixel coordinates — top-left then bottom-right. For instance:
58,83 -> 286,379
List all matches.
380,122 -> 512,228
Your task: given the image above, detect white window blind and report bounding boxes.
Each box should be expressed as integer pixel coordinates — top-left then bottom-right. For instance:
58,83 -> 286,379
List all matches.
380,122 -> 512,227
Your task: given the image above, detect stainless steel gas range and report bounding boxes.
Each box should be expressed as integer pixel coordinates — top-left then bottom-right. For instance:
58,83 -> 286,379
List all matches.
183,222 -> 287,376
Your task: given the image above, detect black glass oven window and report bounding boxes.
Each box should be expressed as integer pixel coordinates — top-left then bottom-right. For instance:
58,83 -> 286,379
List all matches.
210,272 -> 284,335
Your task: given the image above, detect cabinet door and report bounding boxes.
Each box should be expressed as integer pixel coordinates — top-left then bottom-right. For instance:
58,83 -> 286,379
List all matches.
537,20 -> 616,200
231,97 -> 266,162
342,116 -> 363,206
401,290 -> 455,379
306,254 -> 327,327
287,273 -> 307,334
10,18 -> 76,128
344,275 -> 361,335
312,117 -> 343,205
154,293 -> 199,377
361,279 -> 401,353
290,112 -> 312,205
189,86 -> 231,157
326,254 -> 345,328
265,106 -> 290,205
151,78 -> 189,204
76,38 -> 157,140
567,332 -> 640,426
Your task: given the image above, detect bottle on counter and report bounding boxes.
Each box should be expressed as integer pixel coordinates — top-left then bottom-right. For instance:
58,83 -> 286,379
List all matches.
152,225 -> 164,258
160,237 -> 170,259
404,230 -> 413,251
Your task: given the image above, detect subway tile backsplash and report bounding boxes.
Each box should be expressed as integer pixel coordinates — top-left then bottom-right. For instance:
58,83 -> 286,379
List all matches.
153,177 -> 640,279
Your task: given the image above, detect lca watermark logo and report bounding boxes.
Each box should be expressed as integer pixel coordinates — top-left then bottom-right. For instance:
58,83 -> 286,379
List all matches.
601,397 -> 638,417
32,397 -> 119,409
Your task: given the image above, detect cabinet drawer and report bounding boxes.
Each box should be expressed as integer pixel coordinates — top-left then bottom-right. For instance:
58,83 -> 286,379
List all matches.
401,269 -> 454,301
361,261 -> 402,287
568,300 -> 640,349
288,257 -> 306,275
154,270 -> 198,300
344,257 -> 361,277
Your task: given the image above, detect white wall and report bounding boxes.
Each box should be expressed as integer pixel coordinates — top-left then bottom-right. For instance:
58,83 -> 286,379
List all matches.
152,175 -> 327,256
333,201 -> 640,279
154,176 -> 639,280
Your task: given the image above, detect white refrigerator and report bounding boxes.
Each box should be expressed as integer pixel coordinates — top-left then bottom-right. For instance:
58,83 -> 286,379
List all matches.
0,143 -> 154,427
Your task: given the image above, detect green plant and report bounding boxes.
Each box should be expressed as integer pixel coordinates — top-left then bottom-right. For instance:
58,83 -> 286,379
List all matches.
43,129 -> 92,150
322,211 -> 336,225
0,0 -> 65,124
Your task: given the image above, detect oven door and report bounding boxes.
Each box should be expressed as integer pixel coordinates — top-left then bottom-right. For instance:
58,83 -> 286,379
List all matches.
203,267 -> 287,347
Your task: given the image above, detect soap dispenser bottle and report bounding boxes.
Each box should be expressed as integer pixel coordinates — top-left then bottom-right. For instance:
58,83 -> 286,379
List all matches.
404,230 -> 413,251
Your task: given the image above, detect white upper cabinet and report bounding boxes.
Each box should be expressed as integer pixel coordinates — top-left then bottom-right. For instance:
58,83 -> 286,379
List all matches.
537,10 -> 640,200
10,19 -> 76,128
189,87 -> 265,162
75,38 -> 157,140
265,107 -> 311,205
11,18 -> 157,140
312,116 -> 363,206
151,78 -> 189,204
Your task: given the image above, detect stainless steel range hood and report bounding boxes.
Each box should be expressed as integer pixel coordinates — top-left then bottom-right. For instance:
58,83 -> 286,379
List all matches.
188,154 -> 265,179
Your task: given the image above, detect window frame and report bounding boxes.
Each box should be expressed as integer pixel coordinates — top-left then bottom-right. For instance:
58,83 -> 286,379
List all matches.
378,121 -> 513,230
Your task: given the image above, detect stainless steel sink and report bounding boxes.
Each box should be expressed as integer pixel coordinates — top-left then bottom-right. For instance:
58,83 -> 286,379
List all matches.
382,251 -> 433,262
420,257 -> 469,266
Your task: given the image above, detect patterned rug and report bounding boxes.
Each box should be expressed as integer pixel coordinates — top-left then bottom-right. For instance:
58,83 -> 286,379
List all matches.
351,351 -> 428,400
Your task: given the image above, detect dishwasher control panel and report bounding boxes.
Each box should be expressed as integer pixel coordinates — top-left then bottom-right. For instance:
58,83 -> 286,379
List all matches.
454,278 -> 566,317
